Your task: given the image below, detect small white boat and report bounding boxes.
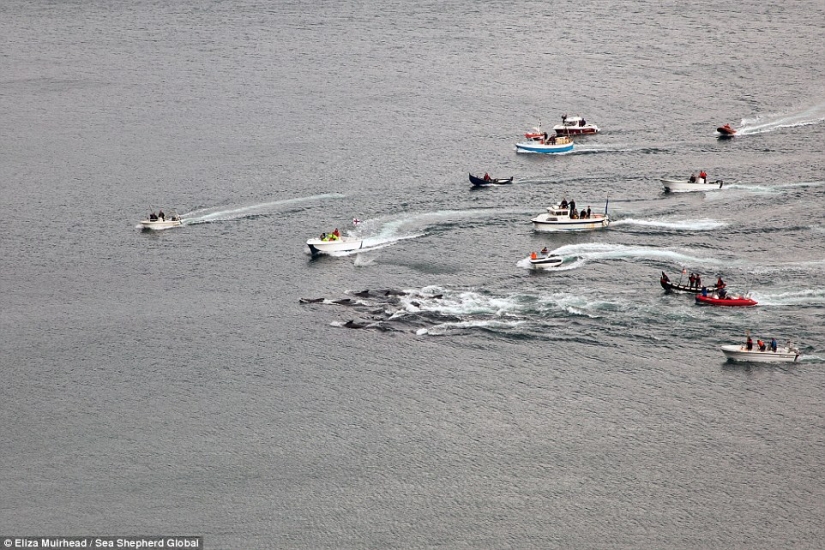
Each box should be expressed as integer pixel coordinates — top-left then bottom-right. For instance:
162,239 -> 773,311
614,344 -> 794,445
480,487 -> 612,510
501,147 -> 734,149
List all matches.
306,235 -> 364,255
661,178 -> 724,193
531,202 -> 609,232
721,344 -> 801,363
553,115 -> 599,136
529,252 -> 563,269
515,135 -> 574,154
139,212 -> 183,230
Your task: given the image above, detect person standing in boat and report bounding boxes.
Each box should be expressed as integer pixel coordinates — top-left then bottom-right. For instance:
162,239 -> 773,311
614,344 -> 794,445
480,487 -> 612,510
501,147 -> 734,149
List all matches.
695,274 -> 701,288
689,273 -> 696,289
569,199 -> 576,216
746,335 -> 753,351
770,338 -> 778,352
158,209 -> 165,221
586,206 -> 591,219
699,170 -> 708,183
560,198 -> 568,210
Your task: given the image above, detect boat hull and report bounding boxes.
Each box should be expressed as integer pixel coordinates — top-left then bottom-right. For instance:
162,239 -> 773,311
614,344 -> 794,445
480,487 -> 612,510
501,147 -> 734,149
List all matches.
529,255 -> 563,269
306,237 -> 363,255
140,219 -> 183,230
515,140 -> 574,154
660,279 -> 723,294
661,178 -> 724,193
695,295 -> 757,307
721,345 -> 799,363
532,213 -> 609,232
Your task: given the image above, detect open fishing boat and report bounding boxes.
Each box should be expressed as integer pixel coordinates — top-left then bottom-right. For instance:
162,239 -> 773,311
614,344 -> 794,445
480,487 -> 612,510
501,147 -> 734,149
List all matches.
469,173 -> 513,187
660,272 -> 724,293
661,178 -> 724,193
529,251 -> 563,269
139,211 -> 183,230
515,135 -> 574,154
721,343 -> 800,363
306,235 -> 363,255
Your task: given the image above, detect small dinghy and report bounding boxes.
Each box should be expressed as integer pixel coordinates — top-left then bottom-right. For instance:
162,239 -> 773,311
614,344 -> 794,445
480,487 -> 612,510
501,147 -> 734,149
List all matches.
469,173 -> 513,187
695,293 -> 757,307
529,250 -> 563,269
716,123 -> 737,138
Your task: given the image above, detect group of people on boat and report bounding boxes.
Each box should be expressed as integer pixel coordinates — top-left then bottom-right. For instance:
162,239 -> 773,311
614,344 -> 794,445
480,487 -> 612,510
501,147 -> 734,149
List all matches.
559,198 -> 592,219
688,170 -> 709,184
148,209 -> 179,222
319,228 -> 341,241
746,335 -> 778,352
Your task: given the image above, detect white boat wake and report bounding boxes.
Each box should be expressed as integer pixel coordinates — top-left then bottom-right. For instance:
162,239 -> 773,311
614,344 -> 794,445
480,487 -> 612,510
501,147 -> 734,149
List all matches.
548,243 -> 728,267
612,218 -> 726,231
737,103 -> 825,135
182,193 -> 346,225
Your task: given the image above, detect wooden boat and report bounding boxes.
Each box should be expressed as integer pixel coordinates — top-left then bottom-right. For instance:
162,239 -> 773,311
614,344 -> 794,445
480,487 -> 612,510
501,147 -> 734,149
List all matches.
695,293 -> 757,307
469,173 -> 513,187
660,272 -> 724,293
515,135 -> 574,154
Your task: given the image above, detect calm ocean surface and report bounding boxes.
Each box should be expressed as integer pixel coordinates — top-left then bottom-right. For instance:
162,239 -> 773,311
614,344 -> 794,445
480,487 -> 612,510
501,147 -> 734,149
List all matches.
2,0 -> 825,548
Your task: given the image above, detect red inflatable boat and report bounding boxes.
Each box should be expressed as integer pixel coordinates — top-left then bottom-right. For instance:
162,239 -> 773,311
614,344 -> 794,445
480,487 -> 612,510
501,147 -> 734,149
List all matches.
695,294 -> 757,307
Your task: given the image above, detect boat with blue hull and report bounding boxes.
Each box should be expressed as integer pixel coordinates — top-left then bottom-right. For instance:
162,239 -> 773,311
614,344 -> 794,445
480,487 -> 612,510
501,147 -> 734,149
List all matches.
515,135 -> 574,154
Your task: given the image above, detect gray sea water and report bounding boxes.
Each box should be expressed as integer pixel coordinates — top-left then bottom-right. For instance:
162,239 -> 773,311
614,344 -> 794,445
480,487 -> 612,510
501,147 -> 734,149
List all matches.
2,0 -> 825,548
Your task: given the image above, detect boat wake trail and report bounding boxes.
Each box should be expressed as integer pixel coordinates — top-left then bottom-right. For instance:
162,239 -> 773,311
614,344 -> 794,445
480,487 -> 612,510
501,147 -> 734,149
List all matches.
182,193 -> 345,225
738,103 -> 825,135
748,288 -> 825,306
612,218 -> 726,231
549,243 -> 727,267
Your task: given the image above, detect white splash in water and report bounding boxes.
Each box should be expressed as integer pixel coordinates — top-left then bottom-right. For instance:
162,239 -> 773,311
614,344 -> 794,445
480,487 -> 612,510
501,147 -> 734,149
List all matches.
183,193 -> 346,225
738,103 -> 825,135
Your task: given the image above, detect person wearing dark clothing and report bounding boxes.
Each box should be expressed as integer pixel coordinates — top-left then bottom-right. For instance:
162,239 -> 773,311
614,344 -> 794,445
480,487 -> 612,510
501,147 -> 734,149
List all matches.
560,198 -> 568,209
746,335 -> 753,351
158,209 -> 165,221
689,273 -> 696,288
695,274 -> 701,288
770,338 -> 778,352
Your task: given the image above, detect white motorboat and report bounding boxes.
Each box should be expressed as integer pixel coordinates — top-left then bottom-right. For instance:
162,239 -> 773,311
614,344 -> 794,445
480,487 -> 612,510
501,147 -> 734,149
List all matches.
552,115 -> 600,136
721,344 -> 801,363
661,178 -> 724,193
529,252 -> 563,269
306,235 -> 364,255
515,135 -> 574,154
139,213 -> 183,230
531,202 -> 609,232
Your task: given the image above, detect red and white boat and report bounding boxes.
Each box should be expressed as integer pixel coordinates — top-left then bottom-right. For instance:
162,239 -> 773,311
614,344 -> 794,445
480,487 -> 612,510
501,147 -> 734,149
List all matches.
695,293 -> 757,307
716,124 -> 737,138
553,115 -> 599,136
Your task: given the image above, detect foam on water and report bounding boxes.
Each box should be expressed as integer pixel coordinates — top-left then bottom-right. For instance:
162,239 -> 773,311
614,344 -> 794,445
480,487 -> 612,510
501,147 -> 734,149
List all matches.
738,102 -> 825,135
612,218 -> 726,231
182,194 -> 346,224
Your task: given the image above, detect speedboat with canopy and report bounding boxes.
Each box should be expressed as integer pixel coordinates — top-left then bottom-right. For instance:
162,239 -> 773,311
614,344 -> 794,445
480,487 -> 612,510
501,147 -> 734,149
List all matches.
553,114 -> 599,136
531,200 -> 609,232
